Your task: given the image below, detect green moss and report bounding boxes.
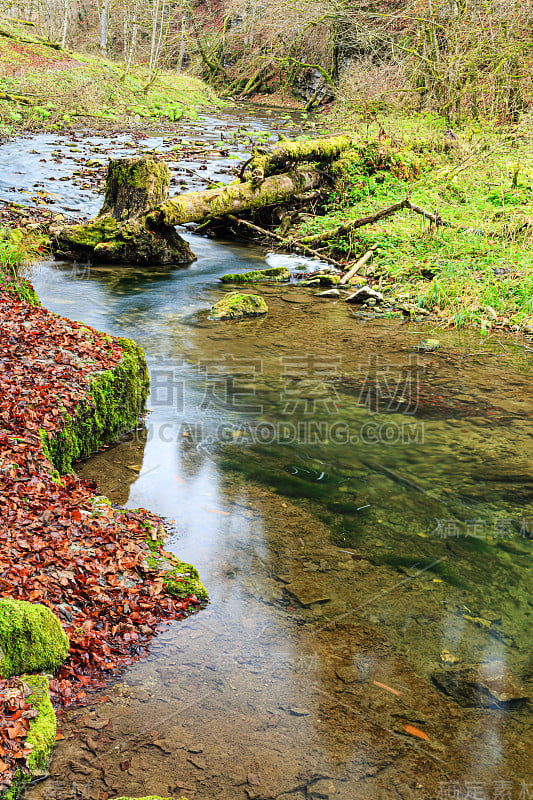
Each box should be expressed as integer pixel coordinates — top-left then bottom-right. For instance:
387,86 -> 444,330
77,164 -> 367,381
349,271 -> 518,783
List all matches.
0,599 -> 69,678
211,292 -> 268,320
41,336 -> 149,474
318,274 -> 340,286
220,266 -> 290,283
145,537 -> 208,601
6,674 -> 57,800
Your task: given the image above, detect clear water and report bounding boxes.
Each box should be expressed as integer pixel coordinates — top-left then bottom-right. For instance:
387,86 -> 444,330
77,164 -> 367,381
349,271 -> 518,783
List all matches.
9,108 -> 533,798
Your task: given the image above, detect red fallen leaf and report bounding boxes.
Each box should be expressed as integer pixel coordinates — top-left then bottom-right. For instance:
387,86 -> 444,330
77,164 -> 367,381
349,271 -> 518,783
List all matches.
403,723 -> 430,741
120,761 -> 130,771
55,733 -> 64,741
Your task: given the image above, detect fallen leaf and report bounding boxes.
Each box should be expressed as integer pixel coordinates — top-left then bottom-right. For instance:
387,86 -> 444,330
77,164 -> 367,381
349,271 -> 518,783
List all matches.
403,723 -> 430,741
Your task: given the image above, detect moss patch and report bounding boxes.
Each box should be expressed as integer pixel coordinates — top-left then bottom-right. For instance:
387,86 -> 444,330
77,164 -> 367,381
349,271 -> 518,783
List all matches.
6,674 -> 57,800
211,292 -> 268,320
0,599 -> 69,678
144,537 -> 208,601
41,336 -> 149,474
220,266 -> 290,284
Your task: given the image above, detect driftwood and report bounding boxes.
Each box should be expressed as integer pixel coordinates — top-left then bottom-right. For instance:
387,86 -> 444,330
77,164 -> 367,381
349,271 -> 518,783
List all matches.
339,244 -> 379,284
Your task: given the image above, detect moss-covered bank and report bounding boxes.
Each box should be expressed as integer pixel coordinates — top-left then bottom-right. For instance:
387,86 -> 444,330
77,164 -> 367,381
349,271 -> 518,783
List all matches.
5,675 -> 57,800
40,335 -> 149,475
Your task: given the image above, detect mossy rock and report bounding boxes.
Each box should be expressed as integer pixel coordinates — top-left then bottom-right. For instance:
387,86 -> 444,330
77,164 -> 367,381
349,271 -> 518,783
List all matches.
6,674 -> 57,800
211,292 -> 268,320
41,336 -> 149,475
318,274 -> 340,286
220,266 -> 290,284
0,599 -> 69,678
145,540 -> 208,602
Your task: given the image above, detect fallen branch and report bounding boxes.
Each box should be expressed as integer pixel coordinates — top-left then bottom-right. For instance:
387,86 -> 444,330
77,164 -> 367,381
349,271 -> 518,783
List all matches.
298,199 -> 452,246
0,27 -> 63,50
225,215 -> 345,268
0,90 -> 36,106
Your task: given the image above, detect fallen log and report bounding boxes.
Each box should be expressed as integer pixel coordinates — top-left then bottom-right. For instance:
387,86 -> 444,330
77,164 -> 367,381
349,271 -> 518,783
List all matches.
244,135 -> 355,181
148,167 -> 324,228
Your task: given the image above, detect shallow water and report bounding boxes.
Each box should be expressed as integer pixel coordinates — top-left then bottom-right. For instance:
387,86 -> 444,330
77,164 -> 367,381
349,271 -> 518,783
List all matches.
11,107 -> 533,798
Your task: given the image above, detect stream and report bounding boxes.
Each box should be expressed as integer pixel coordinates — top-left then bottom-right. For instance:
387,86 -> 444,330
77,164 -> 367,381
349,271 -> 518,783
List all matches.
5,106 -> 532,799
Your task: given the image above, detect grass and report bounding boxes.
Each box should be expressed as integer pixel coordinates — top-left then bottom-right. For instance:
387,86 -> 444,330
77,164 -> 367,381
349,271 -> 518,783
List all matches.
289,108 -> 533,333
0,18 -> 219,134
0,227 -> 46,303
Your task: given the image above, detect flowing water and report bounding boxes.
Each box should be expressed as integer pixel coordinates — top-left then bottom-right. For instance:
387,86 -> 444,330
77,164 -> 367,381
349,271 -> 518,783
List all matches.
5,106 -> 532,799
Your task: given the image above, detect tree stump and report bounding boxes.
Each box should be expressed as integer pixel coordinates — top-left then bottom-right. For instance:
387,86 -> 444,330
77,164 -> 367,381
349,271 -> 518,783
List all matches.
54,156 -> 195,266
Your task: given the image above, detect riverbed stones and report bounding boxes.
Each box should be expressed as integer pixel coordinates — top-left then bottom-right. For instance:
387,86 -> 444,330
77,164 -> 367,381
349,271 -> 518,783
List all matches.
431,661 -> 528,707
211,292 -> 268,320
0,598 -> 69,678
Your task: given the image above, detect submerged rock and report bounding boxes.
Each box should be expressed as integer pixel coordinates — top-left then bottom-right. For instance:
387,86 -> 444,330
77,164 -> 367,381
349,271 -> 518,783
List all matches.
419,338 -> 441,351
432,661 -> 528,708
220,266 -> 290,283
345,286 -> 384,304
211,292 -> 268,320
0,598 -> 69,678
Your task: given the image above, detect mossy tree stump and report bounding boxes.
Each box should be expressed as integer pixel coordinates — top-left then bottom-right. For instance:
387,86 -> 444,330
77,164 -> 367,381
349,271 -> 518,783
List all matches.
54,156 -> 196,266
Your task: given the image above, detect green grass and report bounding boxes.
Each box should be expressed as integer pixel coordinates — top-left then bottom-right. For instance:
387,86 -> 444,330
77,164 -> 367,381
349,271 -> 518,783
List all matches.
291,110 -> 533,332
0,19 -> 219,133
0,227 -> 45,303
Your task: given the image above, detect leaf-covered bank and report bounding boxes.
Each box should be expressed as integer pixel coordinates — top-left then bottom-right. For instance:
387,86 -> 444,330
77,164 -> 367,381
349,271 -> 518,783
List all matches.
0,263 -> 207,721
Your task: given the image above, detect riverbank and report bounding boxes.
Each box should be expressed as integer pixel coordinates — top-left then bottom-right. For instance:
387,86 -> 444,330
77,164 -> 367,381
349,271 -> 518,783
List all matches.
266,111 -> 533,335
0,258 -> 206,795
0,18 -> 218,135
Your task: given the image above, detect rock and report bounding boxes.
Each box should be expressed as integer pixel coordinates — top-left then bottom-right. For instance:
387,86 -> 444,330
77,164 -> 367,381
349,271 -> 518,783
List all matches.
308,779 -> 339,799
0,598 -> 69,677
419,338 -> 441,351
85,158 -> 104,168
220,266 -> 290,284
288,706 -> 310,716
432,661 -> 528,707
439,650 -> 459,665
141,541 -> 208,601
284,577 -> 330,607
211,292 -> 268,320
335,665 -> 364,684
316,289 -> 340,298
318,274 -> 340,286
345,286 -> 384,304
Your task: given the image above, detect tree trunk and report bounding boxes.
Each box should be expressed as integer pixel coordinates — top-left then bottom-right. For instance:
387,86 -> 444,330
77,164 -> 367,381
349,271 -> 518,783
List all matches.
54,157 -> 195,266
100,0 -> 110,56
149,167 -> 324,228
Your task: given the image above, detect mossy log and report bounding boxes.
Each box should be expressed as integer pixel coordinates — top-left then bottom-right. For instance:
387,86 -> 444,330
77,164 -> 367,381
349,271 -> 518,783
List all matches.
54,156 -> 196,266
149,167 -> 324,228
244,134 -> 355,180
